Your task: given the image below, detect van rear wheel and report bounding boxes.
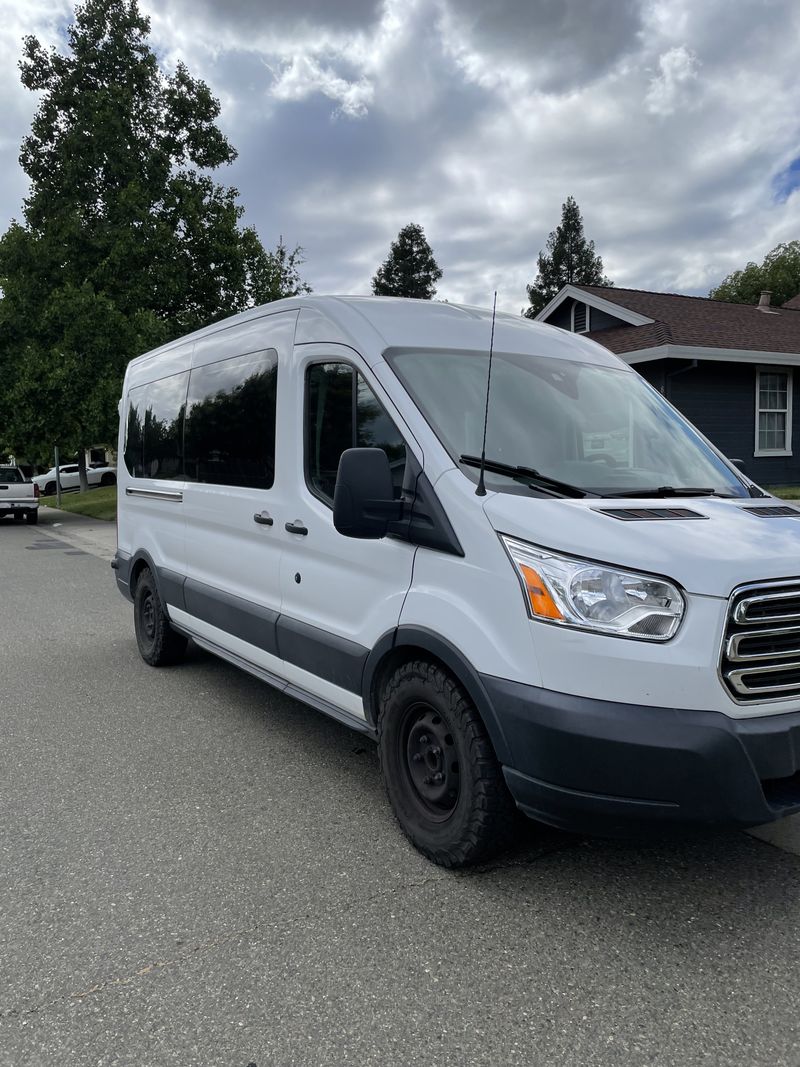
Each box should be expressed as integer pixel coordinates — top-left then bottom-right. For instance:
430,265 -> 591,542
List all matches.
134,566 -> 188,666
378,660 -> 517,868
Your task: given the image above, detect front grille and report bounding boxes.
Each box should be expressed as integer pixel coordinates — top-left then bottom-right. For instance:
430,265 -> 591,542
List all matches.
721,581 -> 800,701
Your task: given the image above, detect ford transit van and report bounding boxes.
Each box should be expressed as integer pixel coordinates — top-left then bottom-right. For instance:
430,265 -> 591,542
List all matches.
114,296 -> 800,867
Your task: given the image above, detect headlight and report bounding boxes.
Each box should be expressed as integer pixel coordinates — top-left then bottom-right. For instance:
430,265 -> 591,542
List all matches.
501,535 -> 685,641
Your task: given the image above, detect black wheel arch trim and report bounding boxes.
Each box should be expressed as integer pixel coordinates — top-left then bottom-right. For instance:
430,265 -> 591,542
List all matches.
124,551 -> 186,613
361,625 -> 512,765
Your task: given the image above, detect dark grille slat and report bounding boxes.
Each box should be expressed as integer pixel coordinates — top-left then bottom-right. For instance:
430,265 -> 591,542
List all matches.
740,506 -> 800,518
722,581 -> 800,701
594,507 -> 706,522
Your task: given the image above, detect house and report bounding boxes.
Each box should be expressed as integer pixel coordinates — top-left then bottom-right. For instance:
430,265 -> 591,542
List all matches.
536,284 -> 800,486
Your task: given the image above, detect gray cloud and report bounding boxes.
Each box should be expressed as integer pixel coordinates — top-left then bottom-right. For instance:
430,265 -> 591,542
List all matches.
168,0 -> 385,34
2,0 -> 800,318
441,0 -> 643,91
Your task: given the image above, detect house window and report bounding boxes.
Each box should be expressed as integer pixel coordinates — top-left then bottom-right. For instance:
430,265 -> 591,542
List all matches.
755,368 -> 793,455
571,302 -> 590,333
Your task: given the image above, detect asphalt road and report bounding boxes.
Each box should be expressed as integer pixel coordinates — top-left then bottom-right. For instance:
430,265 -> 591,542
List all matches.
2,512 -> 800,1066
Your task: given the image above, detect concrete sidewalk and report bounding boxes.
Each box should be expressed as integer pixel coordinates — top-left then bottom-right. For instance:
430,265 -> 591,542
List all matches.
38,505 -> 117,563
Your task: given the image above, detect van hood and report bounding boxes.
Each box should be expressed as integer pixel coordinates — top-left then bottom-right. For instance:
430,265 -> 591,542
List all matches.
482,493 -> 800,598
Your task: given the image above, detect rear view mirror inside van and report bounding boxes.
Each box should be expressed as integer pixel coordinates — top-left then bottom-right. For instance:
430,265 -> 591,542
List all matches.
333,448 -> 402,538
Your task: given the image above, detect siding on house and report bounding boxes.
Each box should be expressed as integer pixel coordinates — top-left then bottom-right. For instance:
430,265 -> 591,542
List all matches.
545,297 -> 624,332
636,359 -> 799,485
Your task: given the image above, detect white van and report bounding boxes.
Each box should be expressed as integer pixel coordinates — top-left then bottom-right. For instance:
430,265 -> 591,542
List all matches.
114,296 -> 800,866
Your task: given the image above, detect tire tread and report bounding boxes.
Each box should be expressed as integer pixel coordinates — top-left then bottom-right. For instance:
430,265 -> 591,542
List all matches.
378,659 -> 517,868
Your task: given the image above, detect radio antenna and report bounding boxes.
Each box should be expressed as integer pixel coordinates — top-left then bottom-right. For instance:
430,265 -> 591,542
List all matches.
475,291 -> 498,497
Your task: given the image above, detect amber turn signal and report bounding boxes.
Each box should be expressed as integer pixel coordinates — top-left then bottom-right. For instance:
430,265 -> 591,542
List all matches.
519,564 -> 564,620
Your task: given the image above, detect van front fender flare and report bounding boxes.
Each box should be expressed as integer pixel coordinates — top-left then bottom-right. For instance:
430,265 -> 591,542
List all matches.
362,626 -> 512,766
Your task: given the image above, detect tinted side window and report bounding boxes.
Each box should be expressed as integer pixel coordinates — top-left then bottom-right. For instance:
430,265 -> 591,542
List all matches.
306,363 -> 406,504
124,371 -> 188,479
184,349 -> 277,490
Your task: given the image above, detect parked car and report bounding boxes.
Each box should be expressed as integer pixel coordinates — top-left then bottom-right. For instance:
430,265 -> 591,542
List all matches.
33,463 -> 116,495
113,295 -> 800,868
0,465 -> 39,523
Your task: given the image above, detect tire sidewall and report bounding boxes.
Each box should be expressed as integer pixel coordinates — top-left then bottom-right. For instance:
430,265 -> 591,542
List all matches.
134,570 -> 161,663
379,669 -> 482,859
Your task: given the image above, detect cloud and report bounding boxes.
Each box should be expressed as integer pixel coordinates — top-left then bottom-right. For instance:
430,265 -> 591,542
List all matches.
440,0 -> 643,93
645,45 -> 699,116
1,0 -> 800,316
270,54 -> 373,117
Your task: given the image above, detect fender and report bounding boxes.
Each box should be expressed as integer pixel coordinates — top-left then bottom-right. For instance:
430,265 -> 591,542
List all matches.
125,550 -> 186,614
362,625 -> 512,765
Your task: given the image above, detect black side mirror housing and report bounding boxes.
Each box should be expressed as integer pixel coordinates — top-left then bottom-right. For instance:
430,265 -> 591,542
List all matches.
333,448 -> 402,538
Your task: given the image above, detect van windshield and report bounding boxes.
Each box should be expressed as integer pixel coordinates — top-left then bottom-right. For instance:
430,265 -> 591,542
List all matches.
386,348 -> 748,499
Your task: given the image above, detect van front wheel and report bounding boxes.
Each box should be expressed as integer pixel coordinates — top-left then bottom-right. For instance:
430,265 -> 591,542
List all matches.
378,660 -> 516,868
134,566 -> 188,667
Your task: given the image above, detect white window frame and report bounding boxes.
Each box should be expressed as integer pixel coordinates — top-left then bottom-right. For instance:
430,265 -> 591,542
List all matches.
754,366 -> 793,457
571,302 -> 590,334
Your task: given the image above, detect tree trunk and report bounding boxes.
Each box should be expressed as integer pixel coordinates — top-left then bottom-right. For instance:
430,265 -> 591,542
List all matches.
77,449 -> 89,493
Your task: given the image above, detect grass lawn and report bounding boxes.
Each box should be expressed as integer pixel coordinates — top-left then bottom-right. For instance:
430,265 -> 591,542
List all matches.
40,484 -> 117,521
770,487 -> 800,500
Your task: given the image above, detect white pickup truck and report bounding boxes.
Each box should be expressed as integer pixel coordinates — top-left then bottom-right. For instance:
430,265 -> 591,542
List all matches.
0,466 -> 39,524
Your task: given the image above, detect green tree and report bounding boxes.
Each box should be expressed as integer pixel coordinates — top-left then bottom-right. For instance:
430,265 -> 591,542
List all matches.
0,0 -> 309,481
245,234 -> 312,305
523,196 -> 612,318
372,223 -> 442,299
709,241 -> 800,307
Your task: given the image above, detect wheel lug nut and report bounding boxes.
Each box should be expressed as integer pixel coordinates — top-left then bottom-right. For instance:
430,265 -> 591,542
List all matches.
433,772 -> 444,784
423,775 -> 431,785
412,753 -> 423,763
431,746 -> 441,757
419,734 -> 429,744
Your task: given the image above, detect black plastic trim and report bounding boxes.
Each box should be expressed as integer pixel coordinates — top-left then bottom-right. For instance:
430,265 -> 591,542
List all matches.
361,626 -> 511,764
277,615 -> 368,693
113,550 -> 132,601
387,452 -> 463,556
481,674 -> 800,833
184,577 -> 279,656
160,568 -> 187,612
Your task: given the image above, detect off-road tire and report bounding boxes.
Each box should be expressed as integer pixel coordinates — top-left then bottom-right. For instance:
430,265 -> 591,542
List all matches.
133,566 -> 188,666
378,660 -> 517,868
26,510 -> 38,525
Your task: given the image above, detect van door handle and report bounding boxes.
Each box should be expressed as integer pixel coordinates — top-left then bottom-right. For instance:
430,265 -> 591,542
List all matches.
285,520 -> 308,535
253,511 -> 274,526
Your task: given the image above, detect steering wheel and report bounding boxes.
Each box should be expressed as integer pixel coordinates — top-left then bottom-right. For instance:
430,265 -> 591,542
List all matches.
585,453 -> 618,467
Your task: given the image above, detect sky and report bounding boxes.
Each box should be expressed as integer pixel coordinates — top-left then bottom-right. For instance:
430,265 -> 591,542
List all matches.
0,0 -> 799,314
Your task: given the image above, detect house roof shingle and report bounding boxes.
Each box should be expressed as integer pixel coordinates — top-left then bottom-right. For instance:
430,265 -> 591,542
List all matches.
573,284 -> 800,356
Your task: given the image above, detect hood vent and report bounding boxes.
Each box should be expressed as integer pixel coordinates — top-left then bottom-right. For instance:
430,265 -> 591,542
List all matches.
593,506 -> 707,521
740,505 -> 800,518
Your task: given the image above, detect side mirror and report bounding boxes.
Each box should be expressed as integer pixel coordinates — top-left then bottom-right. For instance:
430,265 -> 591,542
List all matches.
333,448 -> 402,539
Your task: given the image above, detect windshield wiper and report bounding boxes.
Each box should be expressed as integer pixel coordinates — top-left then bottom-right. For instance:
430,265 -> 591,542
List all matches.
603,486 -> 724,498
458,455 -> 591,498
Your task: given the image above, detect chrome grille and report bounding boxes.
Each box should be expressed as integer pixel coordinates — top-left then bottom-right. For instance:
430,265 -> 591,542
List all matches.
721,581 -> 800,701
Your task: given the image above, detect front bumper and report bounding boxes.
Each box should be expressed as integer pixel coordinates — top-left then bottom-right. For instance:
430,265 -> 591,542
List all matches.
481,675 -> 800,835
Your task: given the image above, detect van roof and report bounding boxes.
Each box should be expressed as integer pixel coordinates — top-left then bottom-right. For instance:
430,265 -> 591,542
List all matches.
130,295 -> 623,370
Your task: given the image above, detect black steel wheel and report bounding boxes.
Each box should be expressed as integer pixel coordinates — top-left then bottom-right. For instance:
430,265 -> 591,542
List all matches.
133,566 -> 188,667
378,660 -> 517,867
